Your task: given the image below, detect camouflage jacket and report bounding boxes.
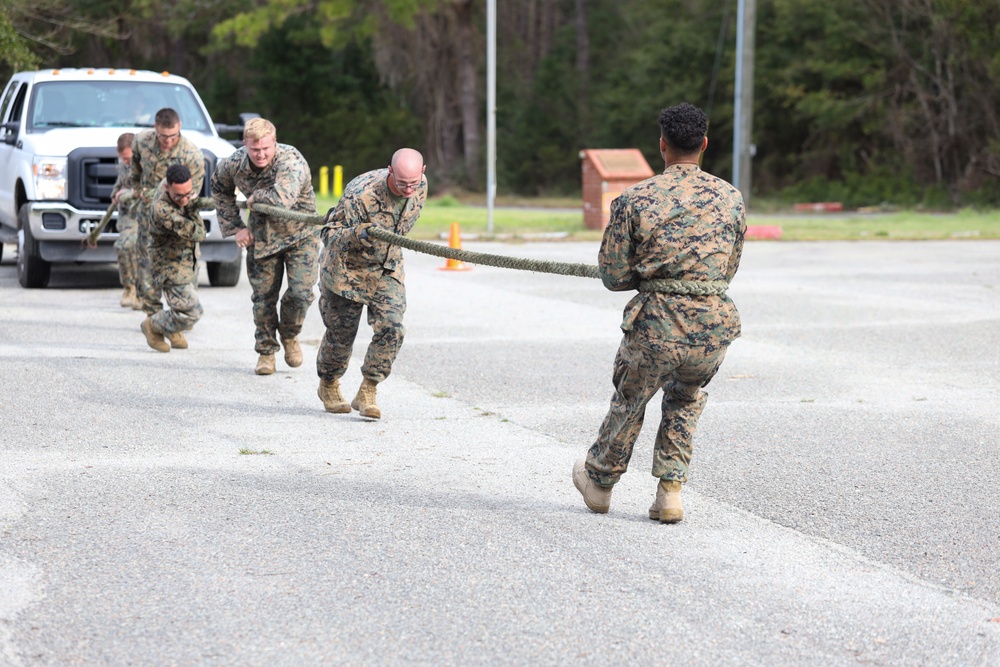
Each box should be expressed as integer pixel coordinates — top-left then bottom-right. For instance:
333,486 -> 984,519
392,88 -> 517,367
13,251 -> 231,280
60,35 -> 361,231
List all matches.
210,144 -> 319,259
319,168 -> 427,302
129,130 -> 205,208
110,160 -> 136,220
599,163 -> 746,348
150,185 -> 207,285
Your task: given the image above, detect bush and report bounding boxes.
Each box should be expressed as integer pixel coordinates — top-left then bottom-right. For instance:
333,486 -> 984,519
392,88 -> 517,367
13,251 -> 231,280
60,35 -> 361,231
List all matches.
958,184 -> 1000,209
776,166 -> 941,209
428,194 -> 461,208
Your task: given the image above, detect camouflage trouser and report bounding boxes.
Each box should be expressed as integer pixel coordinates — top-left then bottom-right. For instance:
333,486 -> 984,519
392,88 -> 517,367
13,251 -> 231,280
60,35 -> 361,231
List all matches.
247,238 -> 320,354
134,204 -> 163,316
151,282 -> 203,334
316,277 -> 406,384
114,213 -> 138,289
586,331 -> 729,486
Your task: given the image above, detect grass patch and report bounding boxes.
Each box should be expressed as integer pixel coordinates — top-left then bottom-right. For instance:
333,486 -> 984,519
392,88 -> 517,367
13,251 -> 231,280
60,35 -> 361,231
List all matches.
753,209 -> 1000,241
315,194 -> 1000,241
239,448 -> 275,456
432,391 -> 451,398
317,194 -> 584,239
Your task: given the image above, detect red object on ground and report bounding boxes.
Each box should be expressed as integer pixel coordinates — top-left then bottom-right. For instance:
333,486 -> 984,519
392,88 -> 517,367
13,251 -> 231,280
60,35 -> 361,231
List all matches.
793,202 -> 844,212
746,225 -> 783,240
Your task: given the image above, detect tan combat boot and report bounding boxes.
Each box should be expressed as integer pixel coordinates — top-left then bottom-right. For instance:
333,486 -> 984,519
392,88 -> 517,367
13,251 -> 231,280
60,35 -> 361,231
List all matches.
648,480 -> 684,523
120,286 -> 135,308
351,378 -> 381,419
166,331 -> 188,349
140,317 -> 170,353
281,336 -> 303,368
572,459 -> 612,514
318,378 -> 351,413
255,353 -> 276,375
131,295 -> 143,311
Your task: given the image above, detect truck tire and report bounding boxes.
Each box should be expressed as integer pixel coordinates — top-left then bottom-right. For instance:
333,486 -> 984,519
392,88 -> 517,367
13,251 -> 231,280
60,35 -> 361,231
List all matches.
207,255 -> 242,287
17,204 -> 51,288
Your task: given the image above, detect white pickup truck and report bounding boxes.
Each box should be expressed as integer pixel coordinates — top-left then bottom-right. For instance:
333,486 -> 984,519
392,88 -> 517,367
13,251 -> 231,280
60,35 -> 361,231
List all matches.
0,67 -> 251,288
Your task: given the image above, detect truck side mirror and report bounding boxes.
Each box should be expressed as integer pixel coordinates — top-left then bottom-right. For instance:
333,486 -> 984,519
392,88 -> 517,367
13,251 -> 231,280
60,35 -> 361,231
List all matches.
3,121 -> 18,146
215,112 -> 261,146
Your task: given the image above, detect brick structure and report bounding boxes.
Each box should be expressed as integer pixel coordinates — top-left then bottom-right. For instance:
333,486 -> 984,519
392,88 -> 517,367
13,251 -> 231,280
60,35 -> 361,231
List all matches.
579,149 -> 655,230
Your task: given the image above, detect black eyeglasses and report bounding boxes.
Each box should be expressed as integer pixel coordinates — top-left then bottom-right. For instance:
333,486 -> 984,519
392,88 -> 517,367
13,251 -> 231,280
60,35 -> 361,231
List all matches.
391,172 -> 421,190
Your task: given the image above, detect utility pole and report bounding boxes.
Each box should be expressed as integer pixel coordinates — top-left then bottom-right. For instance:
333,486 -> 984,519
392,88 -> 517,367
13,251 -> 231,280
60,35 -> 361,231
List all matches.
732,0 -> 756,207
486,0 -> 497,234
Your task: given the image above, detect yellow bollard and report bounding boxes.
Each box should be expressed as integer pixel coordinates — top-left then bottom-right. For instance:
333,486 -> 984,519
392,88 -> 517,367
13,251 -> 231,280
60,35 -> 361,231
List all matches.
319,166 -> 329,196
334,165 -> 343,197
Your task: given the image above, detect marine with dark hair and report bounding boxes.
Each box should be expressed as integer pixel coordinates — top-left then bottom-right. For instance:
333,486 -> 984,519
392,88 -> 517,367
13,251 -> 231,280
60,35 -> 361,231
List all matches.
130,107 -> 205,349
573,102 -> 746,523
139,163 -> 207,353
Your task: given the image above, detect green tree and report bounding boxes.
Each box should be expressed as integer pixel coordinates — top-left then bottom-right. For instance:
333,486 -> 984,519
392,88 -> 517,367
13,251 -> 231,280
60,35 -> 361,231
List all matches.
0,0 -> 118,77
204,16 -> 422,184
210,0 -> 483,189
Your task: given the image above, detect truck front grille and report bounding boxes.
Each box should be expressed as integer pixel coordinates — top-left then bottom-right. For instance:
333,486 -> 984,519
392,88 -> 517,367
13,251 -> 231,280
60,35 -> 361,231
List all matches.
81,157 -> 117,203
67,149 -> 217,211
67,147 -> 119,210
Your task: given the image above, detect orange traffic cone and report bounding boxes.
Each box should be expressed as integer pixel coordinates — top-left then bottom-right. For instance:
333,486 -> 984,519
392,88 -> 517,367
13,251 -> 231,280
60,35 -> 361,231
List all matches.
439,221 -> 472,272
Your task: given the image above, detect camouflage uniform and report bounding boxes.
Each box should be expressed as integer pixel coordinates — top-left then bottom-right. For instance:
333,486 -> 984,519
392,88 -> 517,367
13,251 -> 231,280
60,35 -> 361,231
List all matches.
316,168 -> 427,383
585,163 -> 746,486
148,184 -> 206,335
110,160 -> 138,290
211,144 -> 320,355
130,130 -> 205,316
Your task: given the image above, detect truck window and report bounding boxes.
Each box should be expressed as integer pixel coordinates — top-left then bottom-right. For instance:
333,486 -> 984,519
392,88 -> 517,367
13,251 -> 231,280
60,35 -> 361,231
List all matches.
27,81 -> 211,132
0,81 -> 19,123
8,83 -> 27,124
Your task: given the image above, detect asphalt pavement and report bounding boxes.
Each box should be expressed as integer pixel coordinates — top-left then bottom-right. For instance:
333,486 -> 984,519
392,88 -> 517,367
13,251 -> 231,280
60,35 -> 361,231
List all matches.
0,238 -> 998,666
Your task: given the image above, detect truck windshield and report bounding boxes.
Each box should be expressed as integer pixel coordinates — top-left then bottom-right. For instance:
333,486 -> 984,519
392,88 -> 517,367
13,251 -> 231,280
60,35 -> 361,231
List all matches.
28,80 -> 211,131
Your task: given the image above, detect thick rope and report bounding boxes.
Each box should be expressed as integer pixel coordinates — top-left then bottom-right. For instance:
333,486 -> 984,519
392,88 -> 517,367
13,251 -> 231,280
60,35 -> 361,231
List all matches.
368,226 -> 601,279
90,198 -> 727,295
85,201 -> 117,247
87,192 -> 216,247
249,203 -> 727,295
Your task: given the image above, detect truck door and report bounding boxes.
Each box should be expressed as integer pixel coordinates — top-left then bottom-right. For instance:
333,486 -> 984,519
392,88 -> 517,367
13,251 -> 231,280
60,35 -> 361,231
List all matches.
0,80 -> 27,230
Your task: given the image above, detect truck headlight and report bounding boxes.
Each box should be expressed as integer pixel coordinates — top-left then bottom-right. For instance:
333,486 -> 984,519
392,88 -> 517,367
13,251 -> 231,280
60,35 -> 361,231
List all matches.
33,156 -> 68,200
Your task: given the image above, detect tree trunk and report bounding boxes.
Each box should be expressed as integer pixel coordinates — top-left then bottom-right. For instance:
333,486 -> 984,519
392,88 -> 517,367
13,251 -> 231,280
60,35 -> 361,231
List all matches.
575,0 -> 589,76
574,0 -> 590,134
454,0 -> 480,186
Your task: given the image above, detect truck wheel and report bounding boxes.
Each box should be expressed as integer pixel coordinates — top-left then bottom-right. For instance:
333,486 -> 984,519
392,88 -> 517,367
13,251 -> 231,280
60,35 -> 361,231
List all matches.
207,255 -> 242,287
17,204 -> 51,288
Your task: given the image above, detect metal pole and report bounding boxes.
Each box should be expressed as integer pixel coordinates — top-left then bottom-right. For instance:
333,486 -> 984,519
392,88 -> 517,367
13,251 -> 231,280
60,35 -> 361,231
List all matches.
732,0 -> 755,206
486,0 -> 497,235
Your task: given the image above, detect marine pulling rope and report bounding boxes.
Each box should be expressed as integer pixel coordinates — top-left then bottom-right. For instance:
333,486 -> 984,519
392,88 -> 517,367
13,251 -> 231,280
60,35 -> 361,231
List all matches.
87,197 -> 728,296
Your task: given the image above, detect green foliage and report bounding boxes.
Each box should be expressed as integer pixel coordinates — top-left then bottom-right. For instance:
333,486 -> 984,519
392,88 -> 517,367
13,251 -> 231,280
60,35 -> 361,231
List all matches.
210,0 -> 445,51
0,11 -> 39,72
428,194 -> 460,208
777,169 -> 924,210
499,26 -> 585,195
589,1 -> 735,176
753,0 -> 879,191
959,186 -> 1000,210
10,0 -> 1000,208
201,16 -> 421,182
